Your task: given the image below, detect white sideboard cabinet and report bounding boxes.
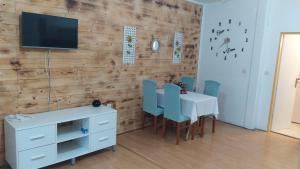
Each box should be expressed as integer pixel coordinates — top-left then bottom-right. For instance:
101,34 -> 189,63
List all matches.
4,106 -> 117,169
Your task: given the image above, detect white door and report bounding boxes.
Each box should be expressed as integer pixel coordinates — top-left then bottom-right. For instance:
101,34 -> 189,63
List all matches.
197,0 -> 260,127
292,82 -> 300,123
271,34 -> 300,131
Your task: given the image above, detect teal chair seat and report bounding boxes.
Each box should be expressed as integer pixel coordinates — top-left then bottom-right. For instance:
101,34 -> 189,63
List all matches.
153,107 -> 164,116
162,83 -> 194,144
142,80 -> 164,132
167,113 -> 189,123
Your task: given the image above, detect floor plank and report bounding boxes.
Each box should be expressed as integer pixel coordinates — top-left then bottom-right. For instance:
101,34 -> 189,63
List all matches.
43,146 -> 163,169
4,120 -> 299,169
118,120 -> 300,169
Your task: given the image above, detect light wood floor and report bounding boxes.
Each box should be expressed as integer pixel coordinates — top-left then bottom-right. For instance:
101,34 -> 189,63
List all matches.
273,122 -> 300,139
30,120 -> 300,169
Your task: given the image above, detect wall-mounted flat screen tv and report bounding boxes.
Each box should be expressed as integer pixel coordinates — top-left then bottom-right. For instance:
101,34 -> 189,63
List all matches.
21,12 -> 78,49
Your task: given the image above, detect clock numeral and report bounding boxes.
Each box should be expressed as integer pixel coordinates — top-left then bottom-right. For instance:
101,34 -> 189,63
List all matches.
210,38 -> 212,42
246,38 -> 249,43
234,54 -> 237,58
229,19 -> 232,24
242,48 -> 244,52
245,29 -> 248,34
219,22 -> 222,26
211,46 -> 213,51
212,29 -> 215,33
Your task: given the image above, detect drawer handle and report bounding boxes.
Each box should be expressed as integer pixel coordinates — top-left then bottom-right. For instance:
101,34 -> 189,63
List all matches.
30,135 -> 45,141
31,154 -> 46,161
98,137 -> 109,142
98,121 -> 109,125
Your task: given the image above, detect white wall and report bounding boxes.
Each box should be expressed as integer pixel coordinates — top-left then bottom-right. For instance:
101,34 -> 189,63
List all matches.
255,0 -> 300,130
197,0 -> 263,128
197,0 -> 300,130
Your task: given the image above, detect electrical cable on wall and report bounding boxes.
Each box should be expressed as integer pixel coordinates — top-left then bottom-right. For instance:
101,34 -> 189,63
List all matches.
44,50 -> 60,111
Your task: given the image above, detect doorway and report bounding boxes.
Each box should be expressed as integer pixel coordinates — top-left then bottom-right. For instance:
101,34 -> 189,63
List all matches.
269,33 -> 300,139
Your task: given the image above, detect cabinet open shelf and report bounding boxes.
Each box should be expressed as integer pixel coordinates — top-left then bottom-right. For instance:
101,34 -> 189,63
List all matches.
57,125 -> 88,143
57,118 -> 89,143
57,137 -> 89,161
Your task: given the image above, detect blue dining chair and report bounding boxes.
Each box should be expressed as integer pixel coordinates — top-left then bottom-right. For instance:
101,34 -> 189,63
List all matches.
142,80 -> 164,132
181,76 -> 195,92
204,80 -> 221,97
162,84 -> 194,144
199,80 -> 221,137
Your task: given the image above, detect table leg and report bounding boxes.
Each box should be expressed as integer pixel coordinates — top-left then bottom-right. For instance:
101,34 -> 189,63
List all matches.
185,121 -> 194,141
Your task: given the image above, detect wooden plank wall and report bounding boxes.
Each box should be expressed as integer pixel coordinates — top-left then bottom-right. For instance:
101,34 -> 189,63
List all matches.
0,0 -> 202,162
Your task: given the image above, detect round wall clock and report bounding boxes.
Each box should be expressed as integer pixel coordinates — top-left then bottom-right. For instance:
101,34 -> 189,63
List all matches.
209,19 -> 249,61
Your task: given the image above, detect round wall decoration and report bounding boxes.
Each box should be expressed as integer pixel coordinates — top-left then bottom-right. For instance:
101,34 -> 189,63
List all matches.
209,19 -> 249,61
151,38 -> 160,53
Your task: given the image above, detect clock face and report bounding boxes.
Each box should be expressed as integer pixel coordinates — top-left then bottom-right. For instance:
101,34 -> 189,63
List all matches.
209,19 -> 249,61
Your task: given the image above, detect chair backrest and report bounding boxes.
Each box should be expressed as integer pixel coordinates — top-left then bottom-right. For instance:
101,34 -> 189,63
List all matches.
143,80 -> 158,113
164,83 -> 181,119
181,76 -> 195,92
204,80 -> 221,97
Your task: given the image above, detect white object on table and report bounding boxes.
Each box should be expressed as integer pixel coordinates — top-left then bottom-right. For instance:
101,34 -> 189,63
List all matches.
157,89 -> 219,123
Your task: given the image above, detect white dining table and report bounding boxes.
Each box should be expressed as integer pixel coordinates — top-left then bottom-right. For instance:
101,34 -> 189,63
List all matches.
156,89 -> 219,123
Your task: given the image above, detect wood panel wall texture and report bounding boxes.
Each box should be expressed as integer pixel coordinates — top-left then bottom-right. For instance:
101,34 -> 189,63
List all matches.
0,0 -> 202,162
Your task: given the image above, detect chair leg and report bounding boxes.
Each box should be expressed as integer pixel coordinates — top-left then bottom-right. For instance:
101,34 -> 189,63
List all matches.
212,116 -> 216,133
142,112 -> 146,129
176,122 -> 181,145
154,116 -> 158,133
200,117 -> 205,137
191,122 -> 195,140
198,117 -> 201,127
162,117 -> 166,137
185,121 -> 189,133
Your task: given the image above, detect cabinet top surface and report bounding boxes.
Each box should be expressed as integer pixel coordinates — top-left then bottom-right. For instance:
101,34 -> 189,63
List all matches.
5,106 -> 117,130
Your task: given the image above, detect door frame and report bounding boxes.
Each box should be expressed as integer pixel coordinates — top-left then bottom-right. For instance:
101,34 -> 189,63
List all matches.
267,32 -> 300,131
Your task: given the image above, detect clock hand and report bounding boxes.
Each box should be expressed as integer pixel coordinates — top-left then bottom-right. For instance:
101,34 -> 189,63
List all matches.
219,41 -> 226,48
217,30 -> 225,36
219,37 -> 230,48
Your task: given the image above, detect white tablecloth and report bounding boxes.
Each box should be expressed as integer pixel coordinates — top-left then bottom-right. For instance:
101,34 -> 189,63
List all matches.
157,89 -> 219,123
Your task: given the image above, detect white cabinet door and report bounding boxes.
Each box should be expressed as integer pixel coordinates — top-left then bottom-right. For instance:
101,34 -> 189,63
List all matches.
16,125 -> 56,151
18,144 -> 56,169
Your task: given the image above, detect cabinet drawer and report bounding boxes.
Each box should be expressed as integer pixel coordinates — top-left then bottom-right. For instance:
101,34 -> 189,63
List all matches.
18,144 -> 56,169
90,113 -> 116,133
90,129 -> 116,152
17,125 -> 55,151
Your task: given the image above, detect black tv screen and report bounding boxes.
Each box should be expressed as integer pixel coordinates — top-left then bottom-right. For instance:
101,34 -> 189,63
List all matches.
21,12 -> 78,49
